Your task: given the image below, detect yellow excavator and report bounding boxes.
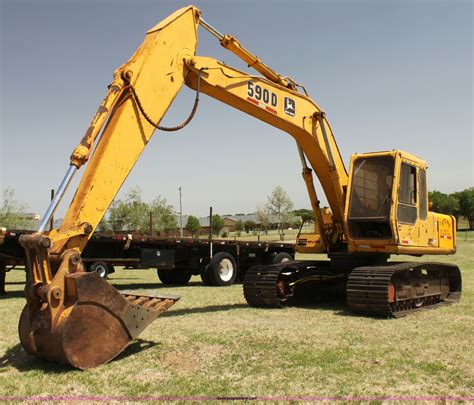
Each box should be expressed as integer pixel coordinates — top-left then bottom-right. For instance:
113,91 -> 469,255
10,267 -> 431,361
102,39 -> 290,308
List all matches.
19,6 -> 461,369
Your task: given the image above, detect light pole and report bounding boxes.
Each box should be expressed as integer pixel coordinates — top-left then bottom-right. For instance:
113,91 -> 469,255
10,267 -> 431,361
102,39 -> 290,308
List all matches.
179,186 -> 183,238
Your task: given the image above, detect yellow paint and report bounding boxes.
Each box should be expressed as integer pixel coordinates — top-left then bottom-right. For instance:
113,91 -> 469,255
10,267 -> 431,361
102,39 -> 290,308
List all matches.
295,234 -> 324,254
437,213 -> 456,250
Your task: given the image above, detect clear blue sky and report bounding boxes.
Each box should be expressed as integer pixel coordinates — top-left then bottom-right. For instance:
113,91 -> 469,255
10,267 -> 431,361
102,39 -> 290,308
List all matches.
1,0 -> 472,219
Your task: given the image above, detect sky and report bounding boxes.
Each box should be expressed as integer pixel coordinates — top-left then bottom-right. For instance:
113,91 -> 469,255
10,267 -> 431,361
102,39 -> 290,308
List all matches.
0,0 -> 472,220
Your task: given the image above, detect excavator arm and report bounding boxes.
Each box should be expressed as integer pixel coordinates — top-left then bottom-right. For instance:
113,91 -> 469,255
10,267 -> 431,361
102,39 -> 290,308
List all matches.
50,6 -> 201,254
19,6 -> 202,369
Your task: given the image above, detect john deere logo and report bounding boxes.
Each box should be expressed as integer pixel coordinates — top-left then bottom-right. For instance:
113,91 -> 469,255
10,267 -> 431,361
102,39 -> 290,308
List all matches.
284,97 -> 295,116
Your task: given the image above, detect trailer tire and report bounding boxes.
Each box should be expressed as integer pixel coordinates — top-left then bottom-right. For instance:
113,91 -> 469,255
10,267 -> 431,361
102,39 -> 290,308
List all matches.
90,261 -> 110,279
200,268 -> 214,286
206,252 -> 238,286
157,269 -> 171,284
157,268 -> 192,285
272,252 -> 293,264
107,263 -> 115,275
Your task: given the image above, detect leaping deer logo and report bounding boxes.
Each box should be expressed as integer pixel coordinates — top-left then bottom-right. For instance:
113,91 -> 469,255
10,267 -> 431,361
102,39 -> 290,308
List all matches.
284,97 -> 295,116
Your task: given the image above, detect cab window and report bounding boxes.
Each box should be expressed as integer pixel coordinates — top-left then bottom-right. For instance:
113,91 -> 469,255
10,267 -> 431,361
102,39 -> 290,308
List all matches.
348,155 -> 394,238
419,169 -> 427,220
397,163 -> 417,224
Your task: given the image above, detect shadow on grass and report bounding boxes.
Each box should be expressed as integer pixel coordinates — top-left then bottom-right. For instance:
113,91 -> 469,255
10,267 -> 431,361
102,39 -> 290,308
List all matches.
161,298 -> 379,320
0,339 -> 158,372
162,303 -> 249,318
112,339 -> 159,363
161,300 -> 384,319
0,344 -> 72,373
290,300 -> 394,319
293,301 -> 369,317
0,290 -> 25,299
107,277 -> 145,281
112,281 -> 206,290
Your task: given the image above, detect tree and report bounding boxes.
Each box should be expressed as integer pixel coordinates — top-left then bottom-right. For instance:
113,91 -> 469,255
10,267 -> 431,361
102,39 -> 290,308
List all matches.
186,215 -> 201,238
292,218 -> 302,228
125,187 -> 149,232
97,216 -> 112,233
108,199 -> 130,232
235,220 -> 244,236
255,205 -> 271,235
211,214 -> 225,236
0,187 -> 34,229
266,186 -> 294,239
150,196 -> 177,234
429,191 -> 460,217
455,188 -> 474,229
107,187 -> 176,234
292,208 -> 314,223
244,220 -> 257,232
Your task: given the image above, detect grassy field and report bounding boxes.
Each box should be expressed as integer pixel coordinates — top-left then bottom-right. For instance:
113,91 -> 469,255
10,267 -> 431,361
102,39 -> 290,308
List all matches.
0,241 -> 472,400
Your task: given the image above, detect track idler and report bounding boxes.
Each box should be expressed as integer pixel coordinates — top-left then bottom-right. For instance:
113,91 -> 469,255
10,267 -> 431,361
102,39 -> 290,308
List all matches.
19,234 -> 178,369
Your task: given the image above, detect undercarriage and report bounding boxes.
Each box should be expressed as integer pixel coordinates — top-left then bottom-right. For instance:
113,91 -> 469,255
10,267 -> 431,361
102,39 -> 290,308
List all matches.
243,259 -> 462,317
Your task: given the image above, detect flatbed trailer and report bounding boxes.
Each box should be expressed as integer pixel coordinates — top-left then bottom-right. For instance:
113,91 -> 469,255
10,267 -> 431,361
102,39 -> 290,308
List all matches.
0,229 -> 295,291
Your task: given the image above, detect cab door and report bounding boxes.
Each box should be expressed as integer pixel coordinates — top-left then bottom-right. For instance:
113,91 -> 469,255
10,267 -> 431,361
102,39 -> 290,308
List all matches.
395,160 -> 430,248
416,168 -> 431,246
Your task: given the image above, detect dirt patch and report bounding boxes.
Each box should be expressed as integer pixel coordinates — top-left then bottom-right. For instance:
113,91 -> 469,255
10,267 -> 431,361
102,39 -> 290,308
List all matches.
160,344 -> 227,372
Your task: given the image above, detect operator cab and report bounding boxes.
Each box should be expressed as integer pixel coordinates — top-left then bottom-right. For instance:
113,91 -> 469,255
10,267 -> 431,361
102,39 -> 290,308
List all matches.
344,150 -> 452,255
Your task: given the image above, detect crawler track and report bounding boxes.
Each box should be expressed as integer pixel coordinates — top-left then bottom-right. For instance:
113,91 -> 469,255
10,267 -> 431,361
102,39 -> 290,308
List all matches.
347,262 -> 461,317
243,261 -> 346,308
243,262 -> 291,308
243,261 -> 462,317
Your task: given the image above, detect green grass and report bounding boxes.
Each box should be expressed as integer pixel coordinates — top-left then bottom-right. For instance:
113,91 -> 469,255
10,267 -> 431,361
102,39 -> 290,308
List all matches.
0,241 -> 473,399
457,230 -> 474,241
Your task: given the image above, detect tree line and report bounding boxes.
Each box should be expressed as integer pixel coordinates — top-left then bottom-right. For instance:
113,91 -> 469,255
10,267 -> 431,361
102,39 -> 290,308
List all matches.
1,186 -> 472,232
429,188 -> 474,229
97,187 -> 177,234
186,186 -> 296,239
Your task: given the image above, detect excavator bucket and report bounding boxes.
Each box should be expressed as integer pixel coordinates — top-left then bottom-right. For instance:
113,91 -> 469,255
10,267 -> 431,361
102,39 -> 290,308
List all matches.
19,235 -> 178,369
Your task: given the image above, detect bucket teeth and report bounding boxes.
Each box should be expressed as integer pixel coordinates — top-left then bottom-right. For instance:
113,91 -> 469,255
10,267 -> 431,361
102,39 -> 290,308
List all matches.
121,293 -> 179,311
132,296 -> 149,306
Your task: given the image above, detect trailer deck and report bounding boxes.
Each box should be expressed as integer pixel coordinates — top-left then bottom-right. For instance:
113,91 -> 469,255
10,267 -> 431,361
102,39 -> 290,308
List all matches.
0,230 -> 295,292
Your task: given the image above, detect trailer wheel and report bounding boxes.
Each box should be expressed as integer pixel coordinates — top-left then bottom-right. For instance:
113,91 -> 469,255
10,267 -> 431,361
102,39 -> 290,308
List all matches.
157,269 -> 171,284
206,252 -> 238,286
90,261 -> 110,279
272,252 -> 293,265
106,263 -> 115,275
200,268 -> 214,286
157,268 -> 192,285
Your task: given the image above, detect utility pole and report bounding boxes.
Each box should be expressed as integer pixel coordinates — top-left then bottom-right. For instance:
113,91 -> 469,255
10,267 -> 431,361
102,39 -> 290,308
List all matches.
209,206 -> 213,258
209,206 -> 213,240
179,187 -> 183,238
